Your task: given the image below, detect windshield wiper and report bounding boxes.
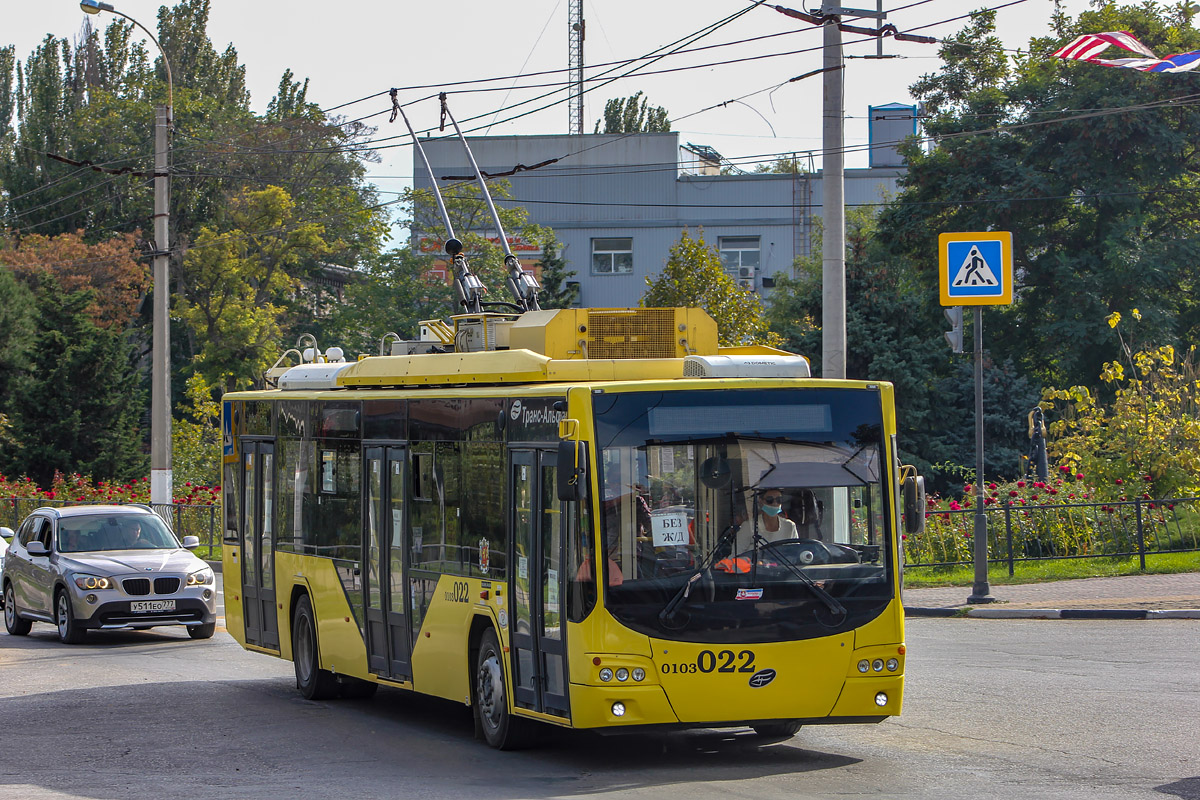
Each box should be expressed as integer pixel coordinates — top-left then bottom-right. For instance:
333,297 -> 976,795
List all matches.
658,522 -> 737,628
751,532 -> 848,627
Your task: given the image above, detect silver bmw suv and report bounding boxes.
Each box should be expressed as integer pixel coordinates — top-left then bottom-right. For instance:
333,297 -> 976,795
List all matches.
1,505 -> 217,643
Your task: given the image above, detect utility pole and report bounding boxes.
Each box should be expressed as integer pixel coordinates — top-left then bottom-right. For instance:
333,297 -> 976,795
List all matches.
568,0 -> 584,135
820,6 -> 846,380
151,104 -> 172,509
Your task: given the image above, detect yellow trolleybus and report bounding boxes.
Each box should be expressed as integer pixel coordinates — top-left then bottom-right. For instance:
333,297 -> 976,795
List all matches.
222,306 -> 925,748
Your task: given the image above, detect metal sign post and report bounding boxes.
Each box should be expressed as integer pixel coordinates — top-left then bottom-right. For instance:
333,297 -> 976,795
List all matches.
939,231 -> 1013,605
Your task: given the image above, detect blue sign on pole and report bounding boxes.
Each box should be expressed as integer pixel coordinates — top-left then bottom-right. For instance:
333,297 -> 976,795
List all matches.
938,232 -> 1012,306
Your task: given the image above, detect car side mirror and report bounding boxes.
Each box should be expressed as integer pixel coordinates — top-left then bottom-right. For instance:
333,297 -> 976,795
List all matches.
182,536 -> 200,550
902,475 -> 926,534
0,526 -> 13,542
26,540 -> 49,556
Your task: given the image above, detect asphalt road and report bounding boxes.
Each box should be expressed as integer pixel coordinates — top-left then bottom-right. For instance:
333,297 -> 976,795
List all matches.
0,617 -> 1196,800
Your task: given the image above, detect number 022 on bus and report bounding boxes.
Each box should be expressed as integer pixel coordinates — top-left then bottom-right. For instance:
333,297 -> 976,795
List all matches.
221,306 -> 925,748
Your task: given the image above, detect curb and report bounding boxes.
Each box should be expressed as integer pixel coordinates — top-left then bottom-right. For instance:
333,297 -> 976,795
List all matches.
905,606 -> 1200,619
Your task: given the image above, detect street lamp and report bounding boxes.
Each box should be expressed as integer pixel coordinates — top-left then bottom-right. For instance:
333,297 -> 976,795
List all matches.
81,0 -> 174,509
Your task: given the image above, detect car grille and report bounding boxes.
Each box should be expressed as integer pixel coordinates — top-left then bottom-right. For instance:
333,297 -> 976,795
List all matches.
122,577 -> 181,596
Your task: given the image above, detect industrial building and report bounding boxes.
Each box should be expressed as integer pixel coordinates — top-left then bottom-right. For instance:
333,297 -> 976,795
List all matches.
412,103 -> 916,308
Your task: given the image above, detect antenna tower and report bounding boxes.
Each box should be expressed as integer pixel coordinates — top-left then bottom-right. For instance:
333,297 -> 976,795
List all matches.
568,0 -> 584,135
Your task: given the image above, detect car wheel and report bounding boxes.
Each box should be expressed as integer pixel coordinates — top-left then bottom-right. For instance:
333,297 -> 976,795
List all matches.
474,628 -> 533,749
752,720 -> 802,738
188,622 -> 216,640
4,583 -> 32,636
56,590 -> 86,644
292,595 -> 338,700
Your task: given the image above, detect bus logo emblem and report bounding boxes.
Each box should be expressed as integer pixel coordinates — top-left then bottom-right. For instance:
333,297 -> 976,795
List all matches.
748,669 -> 776,688
510,400 -> 523,420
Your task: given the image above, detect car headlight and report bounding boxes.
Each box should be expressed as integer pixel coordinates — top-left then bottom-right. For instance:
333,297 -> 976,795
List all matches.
73,574 -> 115,590
186,567 -> 215,586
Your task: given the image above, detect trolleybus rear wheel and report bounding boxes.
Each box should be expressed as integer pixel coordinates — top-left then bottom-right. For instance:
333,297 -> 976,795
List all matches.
293,595 -> 339,700
475,628 -> 532,749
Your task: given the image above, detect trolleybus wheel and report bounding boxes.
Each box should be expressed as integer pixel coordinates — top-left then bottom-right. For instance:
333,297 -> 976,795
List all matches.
4,583 -> 32,636
56,589 -> 86,644
752,720 -> 802,738
293,595 -> 339,700
475,628 -> 533,749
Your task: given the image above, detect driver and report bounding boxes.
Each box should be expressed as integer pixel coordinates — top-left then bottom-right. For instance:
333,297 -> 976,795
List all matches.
737,489 -> 797,550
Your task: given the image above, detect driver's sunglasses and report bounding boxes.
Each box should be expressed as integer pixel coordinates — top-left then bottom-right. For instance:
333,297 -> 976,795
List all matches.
764,495 -> 782,504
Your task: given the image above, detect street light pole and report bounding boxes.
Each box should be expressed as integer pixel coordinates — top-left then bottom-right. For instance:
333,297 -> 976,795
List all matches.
81,0 -> 174,508
820,6 -> 846,380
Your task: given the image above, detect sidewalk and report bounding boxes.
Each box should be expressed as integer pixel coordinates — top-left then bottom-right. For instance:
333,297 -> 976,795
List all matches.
903,572 -> 1200,619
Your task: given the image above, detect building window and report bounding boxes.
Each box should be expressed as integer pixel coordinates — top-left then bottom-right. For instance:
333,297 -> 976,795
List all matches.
591,238 -> 633,275
718,236 -> 761,277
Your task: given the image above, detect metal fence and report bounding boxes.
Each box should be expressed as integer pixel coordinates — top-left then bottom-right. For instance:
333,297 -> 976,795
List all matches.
2,499 -> 221,561
905,496 -> 1200,573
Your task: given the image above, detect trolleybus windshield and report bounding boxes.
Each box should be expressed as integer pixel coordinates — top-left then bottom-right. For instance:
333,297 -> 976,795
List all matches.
593,388 -> 893,644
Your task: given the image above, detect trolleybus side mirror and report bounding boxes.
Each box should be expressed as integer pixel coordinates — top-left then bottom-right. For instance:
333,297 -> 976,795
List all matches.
902,475 -> 926,534
558,440 -> 587,502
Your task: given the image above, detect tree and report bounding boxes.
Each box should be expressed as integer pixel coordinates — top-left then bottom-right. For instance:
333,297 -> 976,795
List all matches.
878,4 -> 1200,392
171,373 -> 222,488
1,275 -> 146,485
535,240 -> 577,309
0,230 -> 147,329
175,185 -> 336,391
0,266 -> 33,409
593,91 -> 670,134
323,246 -> 454,357
642,229 -> 776,347
753,156 -> 808,174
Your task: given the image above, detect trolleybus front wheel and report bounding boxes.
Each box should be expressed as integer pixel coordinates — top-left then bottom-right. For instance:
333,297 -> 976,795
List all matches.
752,720 -> 802,738
475,628 -> 533,749
293,595 -> 339,700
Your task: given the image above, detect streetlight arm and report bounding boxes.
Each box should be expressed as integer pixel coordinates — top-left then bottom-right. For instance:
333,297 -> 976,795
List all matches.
81,0 -> 173,112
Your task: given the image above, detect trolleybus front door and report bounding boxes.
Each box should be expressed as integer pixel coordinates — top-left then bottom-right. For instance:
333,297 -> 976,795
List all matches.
240,440 -> 279,650
363,446 -> 412,681
509,449 -> 570,719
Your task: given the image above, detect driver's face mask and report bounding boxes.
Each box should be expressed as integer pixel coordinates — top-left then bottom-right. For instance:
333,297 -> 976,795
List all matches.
762,496 -> 783,516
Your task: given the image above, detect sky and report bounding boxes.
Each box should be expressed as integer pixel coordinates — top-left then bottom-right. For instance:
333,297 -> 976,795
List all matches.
7,0 -> 1096,211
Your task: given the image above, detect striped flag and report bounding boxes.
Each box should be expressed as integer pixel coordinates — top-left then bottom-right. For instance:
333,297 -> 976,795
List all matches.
1052,30 -> 1200,74
1051,31 -> 1157,60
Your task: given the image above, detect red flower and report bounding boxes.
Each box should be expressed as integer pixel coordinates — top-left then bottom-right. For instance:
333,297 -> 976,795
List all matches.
1143,474 -> 1153,482
1142,493 -> 1151,500
901,534 -> 907,540
963,484 -> 973,494
1017,481 -> 1026,488
1030,494 -> 1039,501
1076,473 -> 1084,480
1059,464 -> 1069,472
987,482 -> 997,490
1009,490 -> 1019,497
1115,478 -> 1124,485
1048,488 -> 1058,495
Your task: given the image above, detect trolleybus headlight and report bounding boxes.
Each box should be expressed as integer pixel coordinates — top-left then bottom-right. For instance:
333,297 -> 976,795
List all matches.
73,574 -> 113,590
599,668 -> 613,682
632,668 -> 646,682
872,659 -> 884,672
616,668 -> 629,682
857,660 -> 870,673
886,658 -> 899,672
187,567 -> 215,586
612,702 -> 626,717
875,692 -> 889,707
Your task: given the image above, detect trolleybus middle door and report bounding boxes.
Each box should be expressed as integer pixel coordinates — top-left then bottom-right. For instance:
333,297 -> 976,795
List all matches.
510,449 -> 570,719
363,446 -> 412,681
240,439 -> 279,650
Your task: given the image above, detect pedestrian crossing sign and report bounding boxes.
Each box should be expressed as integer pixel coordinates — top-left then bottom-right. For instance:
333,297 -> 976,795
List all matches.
939,231 -> 1013,306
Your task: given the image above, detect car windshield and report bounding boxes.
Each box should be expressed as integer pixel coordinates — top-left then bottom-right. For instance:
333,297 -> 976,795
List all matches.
57,514 -> 180,553
592,388 -> 894,644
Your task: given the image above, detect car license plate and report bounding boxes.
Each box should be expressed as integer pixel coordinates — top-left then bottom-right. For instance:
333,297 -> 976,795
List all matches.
131,600 -> 175,613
